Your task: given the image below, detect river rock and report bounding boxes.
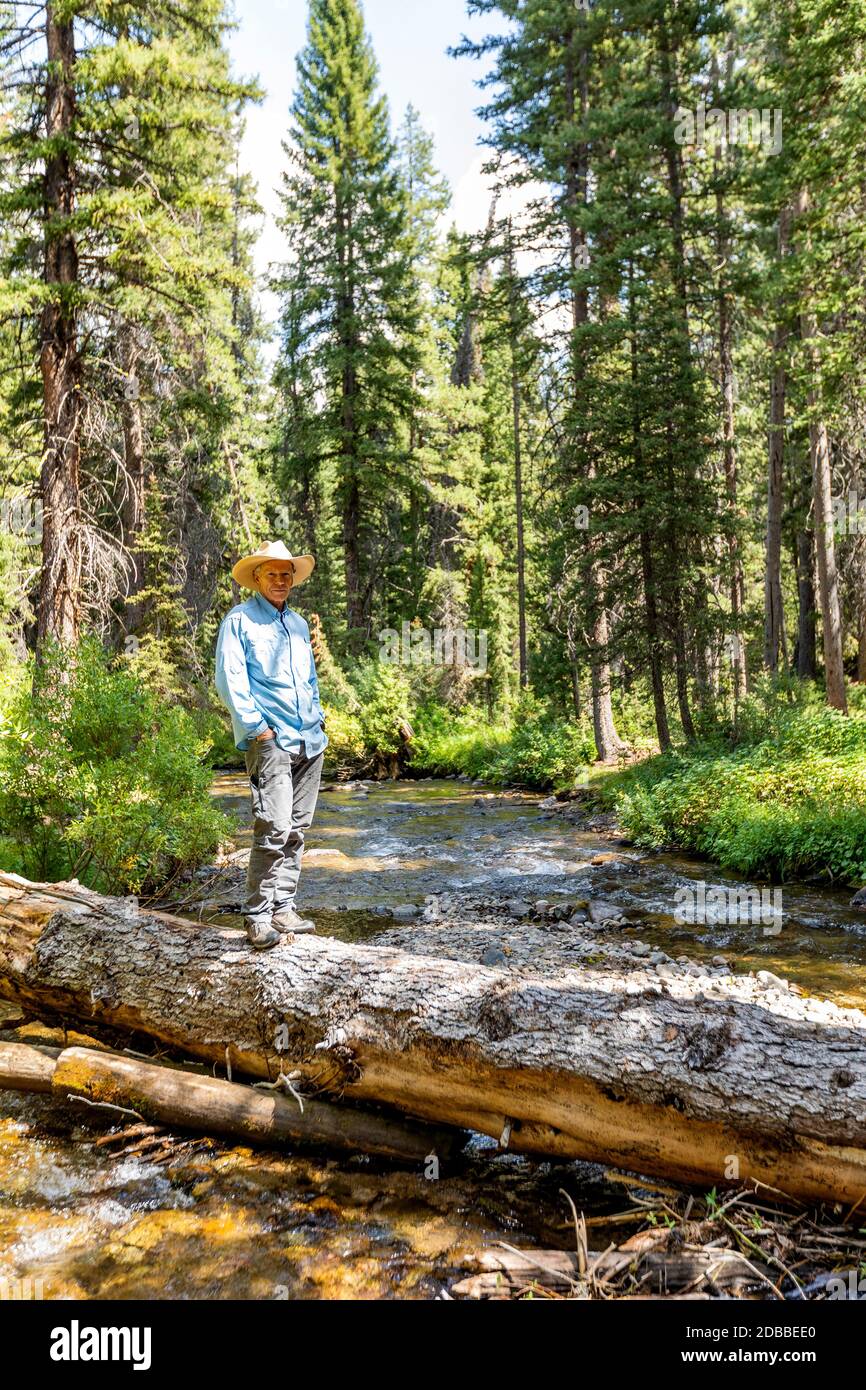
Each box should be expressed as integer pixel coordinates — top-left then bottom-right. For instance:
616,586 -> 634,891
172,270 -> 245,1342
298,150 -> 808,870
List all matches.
480,947 -> 507,967
538,797 -> 559,811
390,904 -> 420,922
588,899 -> 626,926
569,910 -> 588,926
756,969 -> 788,991
505,898 -> 531,919
630,943 -> 652,958
534,900 -> 551,914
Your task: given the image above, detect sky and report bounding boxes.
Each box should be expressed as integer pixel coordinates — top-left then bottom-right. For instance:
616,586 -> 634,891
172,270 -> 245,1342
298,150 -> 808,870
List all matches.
225,0 -> 507,336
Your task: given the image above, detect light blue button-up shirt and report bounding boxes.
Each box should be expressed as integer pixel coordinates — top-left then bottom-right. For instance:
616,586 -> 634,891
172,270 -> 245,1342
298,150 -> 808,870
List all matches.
214,592 -> 329,757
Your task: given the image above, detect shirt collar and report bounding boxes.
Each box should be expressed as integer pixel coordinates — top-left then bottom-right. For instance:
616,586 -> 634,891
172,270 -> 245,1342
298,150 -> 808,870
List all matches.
251,591 -> 284,623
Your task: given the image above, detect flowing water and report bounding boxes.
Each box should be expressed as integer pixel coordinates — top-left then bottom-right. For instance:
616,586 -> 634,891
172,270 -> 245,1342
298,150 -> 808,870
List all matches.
2,774 -> 865,1299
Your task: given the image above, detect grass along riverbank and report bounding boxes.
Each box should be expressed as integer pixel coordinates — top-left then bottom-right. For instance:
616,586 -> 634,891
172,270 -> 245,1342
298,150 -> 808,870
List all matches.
595,711 -> 866,888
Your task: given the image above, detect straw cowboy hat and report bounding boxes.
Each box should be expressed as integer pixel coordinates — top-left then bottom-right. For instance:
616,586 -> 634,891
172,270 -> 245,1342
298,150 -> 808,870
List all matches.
231,540 -> 315,590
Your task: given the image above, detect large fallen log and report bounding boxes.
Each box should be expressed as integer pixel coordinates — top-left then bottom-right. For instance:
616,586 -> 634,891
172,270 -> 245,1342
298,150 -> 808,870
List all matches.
0,1041 -> 456,1161
1,871 -> 866,1203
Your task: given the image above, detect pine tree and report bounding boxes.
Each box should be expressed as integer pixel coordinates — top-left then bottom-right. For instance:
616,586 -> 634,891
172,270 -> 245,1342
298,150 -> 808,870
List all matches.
0,1 -> 260,662
274,0 -> 422,653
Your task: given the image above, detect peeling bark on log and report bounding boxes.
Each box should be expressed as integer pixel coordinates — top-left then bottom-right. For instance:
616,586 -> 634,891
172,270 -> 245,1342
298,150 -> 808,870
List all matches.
0,1042 -> 457,1161
1,872 -> 866,1203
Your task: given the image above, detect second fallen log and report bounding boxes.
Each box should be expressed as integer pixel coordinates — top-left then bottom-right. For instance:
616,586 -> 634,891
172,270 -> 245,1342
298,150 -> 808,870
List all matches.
0,1041 -> 459,1162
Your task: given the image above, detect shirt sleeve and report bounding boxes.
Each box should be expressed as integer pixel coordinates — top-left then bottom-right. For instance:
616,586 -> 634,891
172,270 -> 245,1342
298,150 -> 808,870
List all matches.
214,614 -> 269,738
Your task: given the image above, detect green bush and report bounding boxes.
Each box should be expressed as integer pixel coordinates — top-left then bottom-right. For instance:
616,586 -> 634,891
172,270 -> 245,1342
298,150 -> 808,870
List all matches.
320,703 -> 365,770
191,700 -> 245,768
410,701 -> 511,778
605,704 -> 866,885
0,637 -> 232,895
410,690 -> 596,789
350,657 -> 414,755
477,692 -> 596,788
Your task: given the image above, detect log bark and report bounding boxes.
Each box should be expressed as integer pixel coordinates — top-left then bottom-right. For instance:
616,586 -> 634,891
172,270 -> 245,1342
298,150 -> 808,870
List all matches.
0,1041 -> 457,1161
451,1245 -> 775,1299
0,1041 -> 56,1093
2,872 -> 866,1203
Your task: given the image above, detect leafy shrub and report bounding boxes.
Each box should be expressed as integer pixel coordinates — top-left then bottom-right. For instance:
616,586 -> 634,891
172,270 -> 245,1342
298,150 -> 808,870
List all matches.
410,701 -> 511,778
478,692 -> 596,788
411,690 -> 596,789
320,704 -> 365,770
350,658 -> 414,755
605,705 -> 866,885
0,637 -> 232,895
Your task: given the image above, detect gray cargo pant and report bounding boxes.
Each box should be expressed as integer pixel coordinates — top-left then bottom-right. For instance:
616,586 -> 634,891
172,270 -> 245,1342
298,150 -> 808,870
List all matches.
243,737 -> 324,928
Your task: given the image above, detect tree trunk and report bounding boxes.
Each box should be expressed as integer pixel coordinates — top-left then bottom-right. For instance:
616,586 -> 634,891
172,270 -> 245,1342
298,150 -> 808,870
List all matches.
336,192 -> 365,650
711,57 -> 746,702
807,408 -> 847,711
2,872 -> 866,1204
640,528 -> 672,752
796,529 -> 817,680
37,5 -> 81,657
764,208 -> 791,673
628,262 -> 671,751
716,181 -> 746,701
796,190 -> 847,712
658,20 -> 705,736
564,28 -> 623,764
119,324 -> 149,636
506,221 -> 528,690
570,660 -> 581,720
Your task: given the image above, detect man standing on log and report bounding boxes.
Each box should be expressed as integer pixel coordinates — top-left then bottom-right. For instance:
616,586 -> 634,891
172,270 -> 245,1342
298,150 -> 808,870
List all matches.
215,541 -> 328,950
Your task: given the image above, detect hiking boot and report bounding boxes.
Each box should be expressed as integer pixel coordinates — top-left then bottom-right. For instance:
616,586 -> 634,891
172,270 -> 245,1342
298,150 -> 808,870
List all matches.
245,919 -> 282,950
271,906 -> 317,935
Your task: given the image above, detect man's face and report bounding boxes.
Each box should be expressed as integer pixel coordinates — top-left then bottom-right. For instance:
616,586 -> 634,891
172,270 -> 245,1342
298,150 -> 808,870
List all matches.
256,564 -> 294,607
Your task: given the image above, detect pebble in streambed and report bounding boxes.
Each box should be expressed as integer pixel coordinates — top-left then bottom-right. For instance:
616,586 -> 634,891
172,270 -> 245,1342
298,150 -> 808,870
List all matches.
375,891 -> 863,1025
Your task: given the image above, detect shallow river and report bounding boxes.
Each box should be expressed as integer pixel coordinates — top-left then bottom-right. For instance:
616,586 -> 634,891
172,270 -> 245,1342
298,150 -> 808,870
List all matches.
2,775 -> 864,1299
